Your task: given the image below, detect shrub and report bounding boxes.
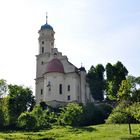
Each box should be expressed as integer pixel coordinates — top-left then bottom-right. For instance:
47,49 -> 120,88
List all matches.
80,103 -> 112,126
106,111 -> 128,124
18,112 -> 37,130
129,102 -> 140,122
58,103 -> 83,126
106,102 -> 137,124
0,108 -> 4,128
31,106 -> 51,129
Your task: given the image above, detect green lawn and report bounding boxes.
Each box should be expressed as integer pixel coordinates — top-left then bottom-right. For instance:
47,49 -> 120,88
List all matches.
0,124 -> 139,140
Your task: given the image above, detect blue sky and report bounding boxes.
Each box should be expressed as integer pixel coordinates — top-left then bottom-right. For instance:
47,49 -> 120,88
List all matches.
0,0 -> 140,92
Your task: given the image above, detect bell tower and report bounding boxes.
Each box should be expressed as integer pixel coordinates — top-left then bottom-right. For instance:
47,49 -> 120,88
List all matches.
36,14 -> 55,103
38,14 -> 55,54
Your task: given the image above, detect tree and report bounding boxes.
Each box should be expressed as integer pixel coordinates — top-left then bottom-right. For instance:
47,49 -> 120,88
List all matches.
118,76 -> 140,102
18,112 -> 37,130
130,102 -> 140,122
31,105 -> 56,129
7,85 -> 35,127
106,61 -> 128,100
0,103 -> 4,128
58,103 -> 83,126
87,64 -> 105,101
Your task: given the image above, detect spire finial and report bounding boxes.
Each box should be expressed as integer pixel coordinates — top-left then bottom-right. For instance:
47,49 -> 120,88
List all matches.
46,12 -> 48,24
81,62 -> 83,67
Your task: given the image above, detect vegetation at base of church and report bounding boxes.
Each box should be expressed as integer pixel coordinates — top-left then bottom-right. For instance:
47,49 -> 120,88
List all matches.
0,124 -> 140,140
18,105 -> 57,130
80,103 -> 113,126
58,103 -> 83,126
18,112 -> 37,130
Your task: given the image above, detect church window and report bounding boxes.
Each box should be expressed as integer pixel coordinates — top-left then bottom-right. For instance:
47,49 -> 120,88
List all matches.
59,84 -> 62,94
41,89 -> 43,95
42,41 -> 44,44
68,85 -> 70,91
67,95 -> 70,100
49,87 -> 51,91
41,61 -> 44,65
41,47 -> 44,53
51,42 -> 53,46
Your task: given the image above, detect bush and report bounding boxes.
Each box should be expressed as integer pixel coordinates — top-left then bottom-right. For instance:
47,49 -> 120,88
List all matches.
129,102 -> 140,122
31,106 -> 51,129
58,103 -> 83,126
18,112 -> 37,130
106,111 -> 128,124
106,102 -> 137,124
0,108 -> 4,128
80,103 -> 112,126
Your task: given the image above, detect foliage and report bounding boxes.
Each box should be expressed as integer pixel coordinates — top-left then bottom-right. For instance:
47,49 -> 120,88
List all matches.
80,103 -> 112,126
0,97 -> 9,127
129,102 -> 140,122
0,105 -> 4,128
31,106 -> 51,129
18,112 -> 37,130
7,85 -> 35,127
106,111 -> 128,124
31,105 -> 57,129
87,64 -> 105,101
106,61 -> 128,100
58,103 -> 83,126
106,102 -> 137,124
118,76 -> 140,102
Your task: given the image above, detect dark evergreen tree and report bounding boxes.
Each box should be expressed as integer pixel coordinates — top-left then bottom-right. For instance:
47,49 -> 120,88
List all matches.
106,61 -> 128,100
87,64 -> 105,101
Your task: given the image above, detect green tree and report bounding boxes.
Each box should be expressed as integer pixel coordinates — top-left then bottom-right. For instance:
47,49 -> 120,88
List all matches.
118,76 -> 140,102
87,64 -> 105,101
7,85 -> 35,127
106,61 -> 128,100
31,105 -> 55,129
58,103 -> 83,126
18,112 -> 37,130
129,102 -> 140,122
0,104 -> 4,128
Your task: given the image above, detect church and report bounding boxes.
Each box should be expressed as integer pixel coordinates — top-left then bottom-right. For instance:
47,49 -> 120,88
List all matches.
35,15 -> 93,108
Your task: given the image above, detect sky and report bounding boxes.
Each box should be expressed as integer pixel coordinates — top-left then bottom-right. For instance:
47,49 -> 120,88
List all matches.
0,0 -> 140,93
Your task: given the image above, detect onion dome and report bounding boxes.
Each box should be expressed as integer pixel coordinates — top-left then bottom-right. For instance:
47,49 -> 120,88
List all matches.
47,58 -> 64,73
40,13 -> 53,30
41,23 -> 53,30
79,67 -> 86,72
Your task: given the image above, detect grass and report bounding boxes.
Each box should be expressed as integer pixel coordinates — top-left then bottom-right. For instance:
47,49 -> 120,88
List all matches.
0,124 -> 139,140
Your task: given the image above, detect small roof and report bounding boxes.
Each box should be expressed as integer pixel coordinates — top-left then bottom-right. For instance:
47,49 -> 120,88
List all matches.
41,23 -> 53,30
47,58 -> 64,73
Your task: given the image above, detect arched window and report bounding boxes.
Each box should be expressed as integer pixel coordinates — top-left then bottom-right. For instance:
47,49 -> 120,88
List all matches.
59,84 -> 62,94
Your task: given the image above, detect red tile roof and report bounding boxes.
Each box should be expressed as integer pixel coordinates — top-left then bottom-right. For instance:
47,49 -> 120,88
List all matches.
47,58 -> 64,73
